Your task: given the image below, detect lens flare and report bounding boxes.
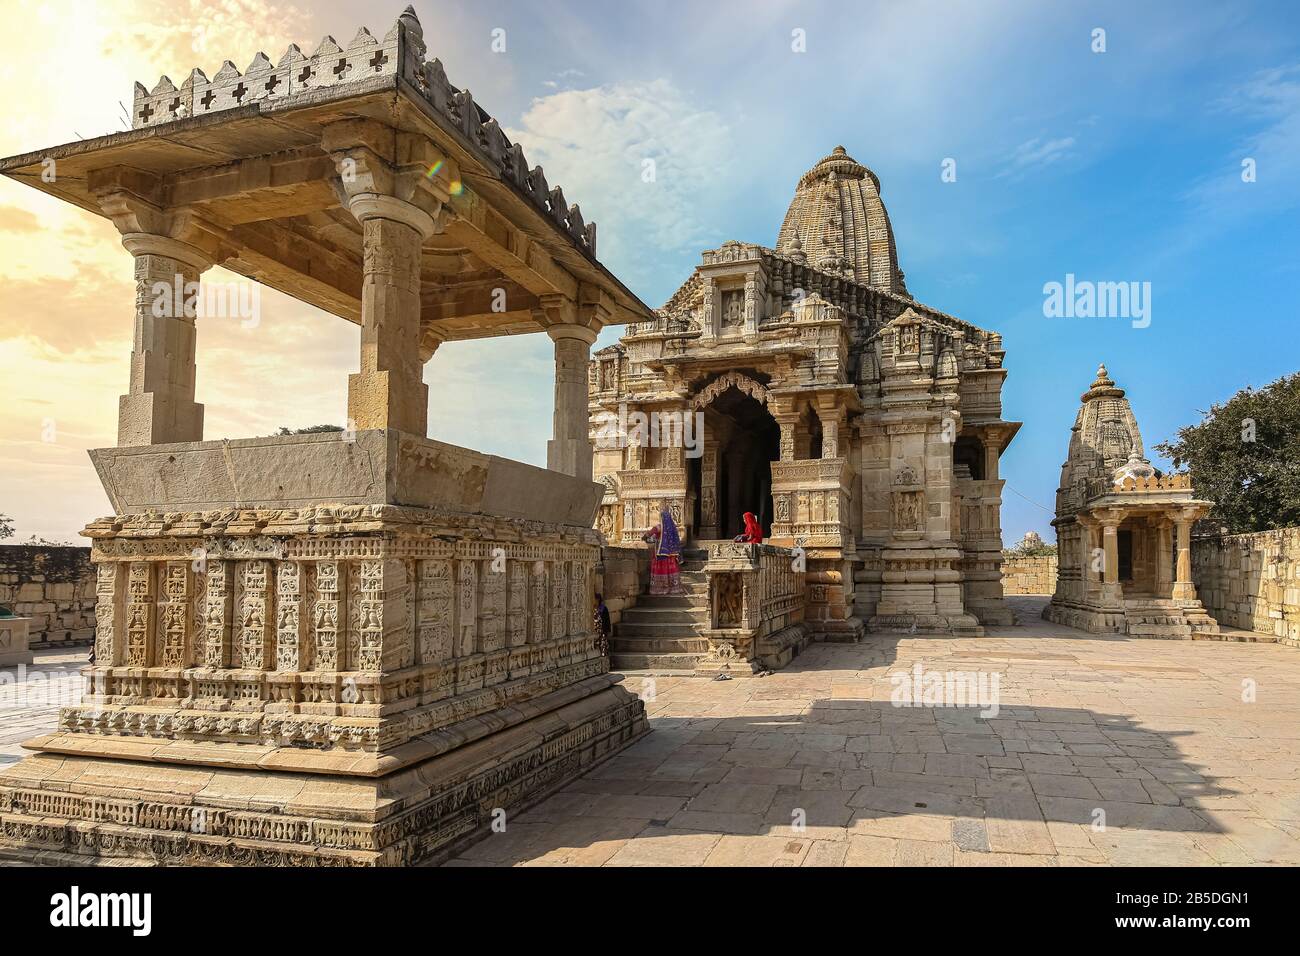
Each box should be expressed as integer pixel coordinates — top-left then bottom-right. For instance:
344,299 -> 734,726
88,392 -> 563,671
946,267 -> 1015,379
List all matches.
427,159 -> 464,196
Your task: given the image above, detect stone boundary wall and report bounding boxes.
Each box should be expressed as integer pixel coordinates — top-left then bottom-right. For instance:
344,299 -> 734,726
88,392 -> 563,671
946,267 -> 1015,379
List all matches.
1193,529 -> 1300,647
598,545 -> 648,630
1001,555 -> 1058,595
0,545 -> 96,647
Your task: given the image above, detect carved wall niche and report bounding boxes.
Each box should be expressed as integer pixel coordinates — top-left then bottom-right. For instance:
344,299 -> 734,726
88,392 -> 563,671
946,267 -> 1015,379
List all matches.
890,465 -> 926,538
720,288 -> 744,329
714,573 -> 745,627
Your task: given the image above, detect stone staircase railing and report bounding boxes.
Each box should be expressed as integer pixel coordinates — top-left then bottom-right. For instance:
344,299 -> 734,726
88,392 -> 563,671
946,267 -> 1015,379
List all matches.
697,542 -> 809,676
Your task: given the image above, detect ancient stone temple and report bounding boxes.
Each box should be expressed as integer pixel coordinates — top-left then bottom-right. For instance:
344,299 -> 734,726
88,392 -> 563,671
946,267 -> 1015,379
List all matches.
590,146 -> 1019,673
1044,365 -> 1219,638
0,8 -> 653,865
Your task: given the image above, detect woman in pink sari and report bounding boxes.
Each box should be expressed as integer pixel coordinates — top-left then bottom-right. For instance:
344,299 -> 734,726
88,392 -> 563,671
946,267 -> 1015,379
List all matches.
642,503 -> 684,595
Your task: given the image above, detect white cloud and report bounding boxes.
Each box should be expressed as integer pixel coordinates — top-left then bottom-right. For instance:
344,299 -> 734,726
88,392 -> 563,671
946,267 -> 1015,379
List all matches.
1188,63 -> 1300,218
998,136 -> 1076,178
505,79 -> 733,299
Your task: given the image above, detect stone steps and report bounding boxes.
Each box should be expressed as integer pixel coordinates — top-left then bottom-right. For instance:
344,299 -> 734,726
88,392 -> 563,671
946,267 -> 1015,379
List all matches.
610,561 -> 711,674
613,616 -> 707,632
615,620 -> 709,638
610,652 -> 706,672
624,608 -> 706,622
635,593 -> 708,608
611,667 -> 700,679
610,636 -> 710,654
1122,598 -> 1218,639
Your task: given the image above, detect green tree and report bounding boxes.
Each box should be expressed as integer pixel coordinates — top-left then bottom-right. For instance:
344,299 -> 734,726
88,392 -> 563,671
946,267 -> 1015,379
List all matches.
1154,371 -> 1300,533
276,425 -> 345,435
0,514 -> 12,539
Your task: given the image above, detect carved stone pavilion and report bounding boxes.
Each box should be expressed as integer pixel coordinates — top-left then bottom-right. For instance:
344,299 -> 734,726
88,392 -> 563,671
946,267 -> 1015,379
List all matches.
1044,364 -> 1220,638
590,145 -> 1021,674
0,8 -> 655,865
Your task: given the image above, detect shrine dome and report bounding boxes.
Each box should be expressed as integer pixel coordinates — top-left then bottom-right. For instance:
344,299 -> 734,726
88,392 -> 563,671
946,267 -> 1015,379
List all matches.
775,146 -> 907,294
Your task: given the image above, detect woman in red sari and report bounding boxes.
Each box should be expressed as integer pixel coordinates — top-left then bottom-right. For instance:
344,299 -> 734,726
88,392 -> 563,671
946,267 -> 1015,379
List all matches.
734,511 -> 764,544
642,502 -> 684,595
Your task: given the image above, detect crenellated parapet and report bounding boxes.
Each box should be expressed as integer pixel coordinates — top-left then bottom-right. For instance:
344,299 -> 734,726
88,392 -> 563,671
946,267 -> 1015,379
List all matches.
130,7 -> 598,258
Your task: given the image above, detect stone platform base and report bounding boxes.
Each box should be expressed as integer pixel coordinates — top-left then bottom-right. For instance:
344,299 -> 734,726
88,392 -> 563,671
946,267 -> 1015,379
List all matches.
0,679 -> 646,867
811,617 -> 866,644
1044,597 -> 1221,640
1042,600 -> 1124,633
969,605 -> 1016,627
868,614 -> 985,637
693,623 -> 813,678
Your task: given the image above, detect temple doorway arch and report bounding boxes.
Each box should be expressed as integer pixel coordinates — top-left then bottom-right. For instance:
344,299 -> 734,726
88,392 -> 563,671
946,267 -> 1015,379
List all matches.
690,373 -> 780,541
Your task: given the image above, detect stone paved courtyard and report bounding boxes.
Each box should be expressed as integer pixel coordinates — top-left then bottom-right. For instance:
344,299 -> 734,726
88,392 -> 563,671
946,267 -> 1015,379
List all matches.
446,598 -> 1300,866
0,647 -> 86,771
2,602 -> 1297,867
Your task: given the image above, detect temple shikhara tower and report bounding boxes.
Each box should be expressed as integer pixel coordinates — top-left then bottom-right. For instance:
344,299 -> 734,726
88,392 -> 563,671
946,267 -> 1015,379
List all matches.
591,146 -> 1020,670
1044,365 -> 1220,637
0,8 -> 654,865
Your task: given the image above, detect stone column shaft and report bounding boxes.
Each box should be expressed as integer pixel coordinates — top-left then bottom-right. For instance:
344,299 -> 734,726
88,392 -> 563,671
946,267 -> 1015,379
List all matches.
546,323 -> 598,480
1173,517 -> 1195,600
984,440 -> 1000,481
1102,522 -> 1119,586
348,208 -> 429,435
118,239 -> 210,445
1078,522 -> 1092,598
1155,522 -> 1173,596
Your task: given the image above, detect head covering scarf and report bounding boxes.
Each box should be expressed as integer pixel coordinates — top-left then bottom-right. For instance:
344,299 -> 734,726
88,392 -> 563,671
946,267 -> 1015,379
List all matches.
743,512 -> 763,543
657,506 -> 682,557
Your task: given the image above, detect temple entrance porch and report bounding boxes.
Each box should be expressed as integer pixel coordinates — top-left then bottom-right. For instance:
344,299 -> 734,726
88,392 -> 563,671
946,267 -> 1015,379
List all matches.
693,388 -> 779,542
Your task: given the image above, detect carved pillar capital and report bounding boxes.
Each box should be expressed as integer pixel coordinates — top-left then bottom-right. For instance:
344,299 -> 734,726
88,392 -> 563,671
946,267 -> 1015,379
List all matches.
92,177 -> 226,270
324,125 -> 452,239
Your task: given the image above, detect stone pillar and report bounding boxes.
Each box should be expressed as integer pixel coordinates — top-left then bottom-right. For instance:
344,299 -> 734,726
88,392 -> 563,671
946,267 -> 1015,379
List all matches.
346,196 -> 436,435
772,397 -> 797,462
1100,515 -> 1124,608
1173,515 -> 1195,601
117,235 -> 212,446
546,323 -> 599,481
819,400 -> 845,460
1077,520 -> 1093,600
983,430 -> 1001,482
742,271 -> 759,341
1155,520 -> 1173,598
699,276 -> 717,343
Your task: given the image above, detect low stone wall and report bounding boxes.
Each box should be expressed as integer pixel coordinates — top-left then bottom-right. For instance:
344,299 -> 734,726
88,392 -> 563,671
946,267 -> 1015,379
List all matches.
1193,529 -> 1300,647
0,546 -> 96,647
598,545 -> 648,630
1001,555 -> 1058,594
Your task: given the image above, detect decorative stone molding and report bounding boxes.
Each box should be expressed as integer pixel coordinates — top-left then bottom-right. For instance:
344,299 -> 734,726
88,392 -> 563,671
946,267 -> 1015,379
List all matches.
690,371 -> 771,410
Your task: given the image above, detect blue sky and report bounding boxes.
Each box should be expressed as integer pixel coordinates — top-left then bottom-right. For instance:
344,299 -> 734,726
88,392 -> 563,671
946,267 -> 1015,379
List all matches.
3,0 -> 1298,542
409,0 -> 1300,542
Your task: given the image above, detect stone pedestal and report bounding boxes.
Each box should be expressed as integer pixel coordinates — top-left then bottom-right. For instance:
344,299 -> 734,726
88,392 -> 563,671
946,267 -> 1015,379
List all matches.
0,617 -> 33,668
0,432 -> 647,866
870,544 -> 984,636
